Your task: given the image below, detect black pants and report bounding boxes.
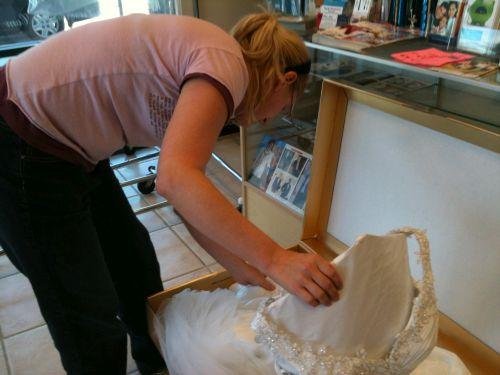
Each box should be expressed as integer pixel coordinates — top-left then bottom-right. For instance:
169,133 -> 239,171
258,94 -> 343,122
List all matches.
0,118 -> 165,374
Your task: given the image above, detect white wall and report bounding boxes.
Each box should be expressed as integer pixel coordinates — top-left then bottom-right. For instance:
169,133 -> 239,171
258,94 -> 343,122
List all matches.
327,101 -> 500,351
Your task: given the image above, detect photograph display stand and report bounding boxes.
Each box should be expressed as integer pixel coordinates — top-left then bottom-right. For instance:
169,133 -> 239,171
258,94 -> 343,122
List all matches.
428,0 -> 466,46
248,138 -> 313,215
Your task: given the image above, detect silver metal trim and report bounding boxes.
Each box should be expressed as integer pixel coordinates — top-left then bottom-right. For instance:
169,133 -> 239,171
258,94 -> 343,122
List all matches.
111,151 -> 160,169
120,174 -> 156,187
133,201 -> 169,215
210,152 -> 242,182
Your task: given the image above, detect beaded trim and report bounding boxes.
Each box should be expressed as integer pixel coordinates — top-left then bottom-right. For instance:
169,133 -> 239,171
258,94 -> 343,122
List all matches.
252,228 -> 439,375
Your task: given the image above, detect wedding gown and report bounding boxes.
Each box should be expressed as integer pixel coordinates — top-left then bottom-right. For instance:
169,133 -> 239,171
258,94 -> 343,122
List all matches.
153,228 -> 470,375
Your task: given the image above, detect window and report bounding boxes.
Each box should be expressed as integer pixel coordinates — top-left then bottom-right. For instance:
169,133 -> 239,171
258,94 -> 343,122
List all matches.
0,0 -> 176,63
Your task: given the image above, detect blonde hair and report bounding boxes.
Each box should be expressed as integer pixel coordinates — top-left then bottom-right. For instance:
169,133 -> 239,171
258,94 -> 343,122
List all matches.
231,12 -> 310,125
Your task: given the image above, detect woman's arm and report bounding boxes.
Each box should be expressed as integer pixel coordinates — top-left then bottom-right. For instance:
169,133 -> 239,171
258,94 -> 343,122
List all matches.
181,217 -> 275,291
156,78 -> 342,306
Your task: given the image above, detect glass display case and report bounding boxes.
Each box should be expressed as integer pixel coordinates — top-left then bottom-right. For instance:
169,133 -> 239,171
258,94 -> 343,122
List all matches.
307,38 -> 500,133
241,40 -> 499,247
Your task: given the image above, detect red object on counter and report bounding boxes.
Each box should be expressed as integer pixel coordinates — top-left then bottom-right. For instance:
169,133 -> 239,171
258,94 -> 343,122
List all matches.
391,48 -> 474,67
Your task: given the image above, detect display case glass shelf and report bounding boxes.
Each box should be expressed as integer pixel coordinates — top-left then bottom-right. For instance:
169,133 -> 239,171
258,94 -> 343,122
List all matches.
306,39 -> 500,132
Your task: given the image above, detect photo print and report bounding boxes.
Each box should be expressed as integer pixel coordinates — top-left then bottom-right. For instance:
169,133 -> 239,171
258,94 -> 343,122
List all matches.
248,135 -> 285,191
429,0 -> 465,41
289,159 -> 312,214
266,143 -> 313,213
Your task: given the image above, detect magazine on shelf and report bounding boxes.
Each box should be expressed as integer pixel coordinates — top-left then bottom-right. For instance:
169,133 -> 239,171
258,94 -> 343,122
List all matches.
428,0 -> 466,44
265,144 -> 313,214
248,135 -> 286,192
319,0 -> 349,29
429,56 -> 499,77
457,0 -> 500,56
312,21 -> 417,52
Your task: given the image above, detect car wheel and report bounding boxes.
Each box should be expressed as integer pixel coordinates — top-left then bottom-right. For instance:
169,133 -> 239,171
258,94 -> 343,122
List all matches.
26,14 -> 64,39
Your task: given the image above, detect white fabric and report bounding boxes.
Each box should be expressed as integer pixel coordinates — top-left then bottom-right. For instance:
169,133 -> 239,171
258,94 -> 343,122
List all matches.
268,233 -> 414,363
154,228 -> 468,374
411,347 -> 471,375
157,286 -> 276,375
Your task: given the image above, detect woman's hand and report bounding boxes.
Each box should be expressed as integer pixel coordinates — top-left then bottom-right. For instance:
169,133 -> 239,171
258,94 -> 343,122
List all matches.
265,249 -> 343,307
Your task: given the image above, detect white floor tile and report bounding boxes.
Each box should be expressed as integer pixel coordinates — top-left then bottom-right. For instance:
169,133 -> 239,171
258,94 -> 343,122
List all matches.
0,254 -> 18,279
0,345 -> 8,375
171,224 -> 215,265
155,206 -> 182,226
142,191 -> 167,206
122,185 -> 138,198
127,195 -> 152,212
4,325 -> 139,375
109,152 -> 129,167
137,211 -> 166,233
4,325 -> 65,375
150,228 -> 204,282
114,169 -> 125,182
0,273 -> 44,338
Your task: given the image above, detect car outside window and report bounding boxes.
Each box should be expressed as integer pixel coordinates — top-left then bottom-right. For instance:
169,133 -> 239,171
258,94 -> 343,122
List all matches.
0,0 -> 176,64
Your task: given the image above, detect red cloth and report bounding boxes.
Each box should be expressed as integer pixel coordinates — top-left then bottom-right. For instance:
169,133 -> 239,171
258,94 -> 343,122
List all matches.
391,48 -> 473,67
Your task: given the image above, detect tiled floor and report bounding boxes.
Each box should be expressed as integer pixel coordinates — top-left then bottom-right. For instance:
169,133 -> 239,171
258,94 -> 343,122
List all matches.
0,135 -> 241,374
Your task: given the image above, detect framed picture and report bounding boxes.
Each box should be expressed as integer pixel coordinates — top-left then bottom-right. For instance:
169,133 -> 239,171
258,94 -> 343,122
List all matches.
428,0 -> 466,45
457,0 -> 500,56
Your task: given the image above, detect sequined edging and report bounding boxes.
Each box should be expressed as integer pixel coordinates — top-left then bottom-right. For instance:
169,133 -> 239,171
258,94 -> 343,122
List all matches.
252,227 -> 439,375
